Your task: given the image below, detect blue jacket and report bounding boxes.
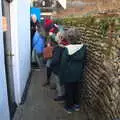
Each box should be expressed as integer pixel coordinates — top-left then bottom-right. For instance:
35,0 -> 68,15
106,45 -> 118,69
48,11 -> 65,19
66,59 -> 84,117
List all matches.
32,31 -> 45,54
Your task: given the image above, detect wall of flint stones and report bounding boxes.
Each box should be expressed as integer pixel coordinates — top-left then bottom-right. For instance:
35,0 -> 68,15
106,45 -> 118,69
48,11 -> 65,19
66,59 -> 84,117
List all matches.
61,17 -> 120,120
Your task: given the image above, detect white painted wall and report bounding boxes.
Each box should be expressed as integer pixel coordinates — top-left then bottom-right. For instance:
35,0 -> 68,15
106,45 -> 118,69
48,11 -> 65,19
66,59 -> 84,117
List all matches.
10,0 -> 31,104
0,0 -> 10,119
18,0 -> 31,98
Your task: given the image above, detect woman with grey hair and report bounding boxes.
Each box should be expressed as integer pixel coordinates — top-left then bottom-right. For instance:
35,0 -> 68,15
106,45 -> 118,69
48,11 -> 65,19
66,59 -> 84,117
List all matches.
60,28 -> 86,114
50,31 -> 69,101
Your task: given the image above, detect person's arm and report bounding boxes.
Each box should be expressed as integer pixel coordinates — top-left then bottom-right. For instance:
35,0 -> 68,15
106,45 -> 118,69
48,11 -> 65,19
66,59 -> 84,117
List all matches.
32,32 -> 39,48
50,47 -> 61,67
59,48 -> 69,85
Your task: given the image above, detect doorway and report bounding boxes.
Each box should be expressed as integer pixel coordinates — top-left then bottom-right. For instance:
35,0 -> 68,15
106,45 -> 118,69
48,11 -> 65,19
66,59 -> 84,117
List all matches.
1,0 -> 17,119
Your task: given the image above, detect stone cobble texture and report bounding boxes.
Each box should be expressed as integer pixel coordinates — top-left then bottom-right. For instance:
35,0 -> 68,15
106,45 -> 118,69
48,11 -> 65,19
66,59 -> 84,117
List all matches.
61,16 -> 120,120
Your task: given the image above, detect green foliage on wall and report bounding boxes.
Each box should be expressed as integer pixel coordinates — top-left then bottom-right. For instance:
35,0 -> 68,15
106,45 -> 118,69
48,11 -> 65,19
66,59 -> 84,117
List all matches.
54,16 -> 120,58
54,16 -> 120,33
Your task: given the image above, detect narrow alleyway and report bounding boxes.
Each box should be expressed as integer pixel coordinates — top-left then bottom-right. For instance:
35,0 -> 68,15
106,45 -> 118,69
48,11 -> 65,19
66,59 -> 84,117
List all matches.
14,67 -> 88,120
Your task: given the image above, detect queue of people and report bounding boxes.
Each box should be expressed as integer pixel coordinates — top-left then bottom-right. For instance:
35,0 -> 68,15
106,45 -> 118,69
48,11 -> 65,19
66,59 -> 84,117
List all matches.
31,15 -> 86,114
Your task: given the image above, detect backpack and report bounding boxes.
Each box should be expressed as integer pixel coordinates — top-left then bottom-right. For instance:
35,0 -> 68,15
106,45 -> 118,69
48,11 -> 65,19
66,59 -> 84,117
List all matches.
43,46 -> 53,59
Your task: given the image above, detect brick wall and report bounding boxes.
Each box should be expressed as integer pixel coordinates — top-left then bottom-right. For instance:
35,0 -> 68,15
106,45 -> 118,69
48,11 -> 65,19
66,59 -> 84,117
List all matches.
59,16 -> 120,120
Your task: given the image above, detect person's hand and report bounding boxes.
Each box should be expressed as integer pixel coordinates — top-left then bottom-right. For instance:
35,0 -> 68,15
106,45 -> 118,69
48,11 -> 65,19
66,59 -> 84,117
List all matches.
36,26 -> 38,31
59,44 -> 65,48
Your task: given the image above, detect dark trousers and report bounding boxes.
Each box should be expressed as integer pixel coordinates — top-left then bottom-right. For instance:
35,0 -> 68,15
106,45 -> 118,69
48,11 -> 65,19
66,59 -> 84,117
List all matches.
47,67 -> 52,83
65,82 -> 79,108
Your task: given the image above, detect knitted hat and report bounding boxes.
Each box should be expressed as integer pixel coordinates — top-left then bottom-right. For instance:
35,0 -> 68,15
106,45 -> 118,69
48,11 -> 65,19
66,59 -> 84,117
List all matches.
55,31 -> 65,42
58,25 -> 64,32
45,18 -> 53,27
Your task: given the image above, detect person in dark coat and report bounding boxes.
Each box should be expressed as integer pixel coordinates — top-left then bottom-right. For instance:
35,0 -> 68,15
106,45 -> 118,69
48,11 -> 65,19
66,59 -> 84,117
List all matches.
50,41 -> 65,101
51,43 -> 64,75
50,31 -> 69,101
60,28 -> 86,114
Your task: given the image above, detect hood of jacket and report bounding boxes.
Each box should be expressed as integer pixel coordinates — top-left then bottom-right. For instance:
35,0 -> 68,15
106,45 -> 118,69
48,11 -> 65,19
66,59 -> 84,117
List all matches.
66,44 -> 83,55
65,44 -> 85,61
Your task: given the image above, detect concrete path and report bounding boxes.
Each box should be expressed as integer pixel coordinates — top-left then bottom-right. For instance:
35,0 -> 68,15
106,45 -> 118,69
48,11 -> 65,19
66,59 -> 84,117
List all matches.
14,68 -> 88,120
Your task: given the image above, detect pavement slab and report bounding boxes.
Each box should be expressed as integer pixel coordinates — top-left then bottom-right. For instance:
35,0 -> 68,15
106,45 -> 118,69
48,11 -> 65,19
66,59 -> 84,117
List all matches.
14,68 -> 88,120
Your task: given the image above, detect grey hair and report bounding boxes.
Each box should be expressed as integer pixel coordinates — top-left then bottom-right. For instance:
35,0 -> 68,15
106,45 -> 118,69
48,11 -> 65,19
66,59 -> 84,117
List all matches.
31,14 -> 37,20
65,28 -> 80,44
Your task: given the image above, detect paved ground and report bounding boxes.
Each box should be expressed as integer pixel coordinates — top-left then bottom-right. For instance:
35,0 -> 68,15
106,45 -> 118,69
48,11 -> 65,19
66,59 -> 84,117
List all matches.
14,68 -> 88,120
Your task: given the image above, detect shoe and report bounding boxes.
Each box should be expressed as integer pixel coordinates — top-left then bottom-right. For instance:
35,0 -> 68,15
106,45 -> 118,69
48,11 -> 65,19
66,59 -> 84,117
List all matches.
50,86 -> 56,89
43,82 -> 50,87
54,96 -> 65,102
73,104 -> 80,111
64,106 -> 74,114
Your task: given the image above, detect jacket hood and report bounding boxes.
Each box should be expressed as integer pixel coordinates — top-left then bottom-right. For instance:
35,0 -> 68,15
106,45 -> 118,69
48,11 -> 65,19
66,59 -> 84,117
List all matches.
66,44 -> 84,55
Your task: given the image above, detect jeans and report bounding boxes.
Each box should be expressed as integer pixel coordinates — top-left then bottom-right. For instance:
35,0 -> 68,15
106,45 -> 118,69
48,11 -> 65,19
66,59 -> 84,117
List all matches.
46,59 -> 52,82
53,73 -> 64,97
46,59 -> 52,68
34,50 -> 43,68
64,82 -> 79,108
46,67 -> 52,83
